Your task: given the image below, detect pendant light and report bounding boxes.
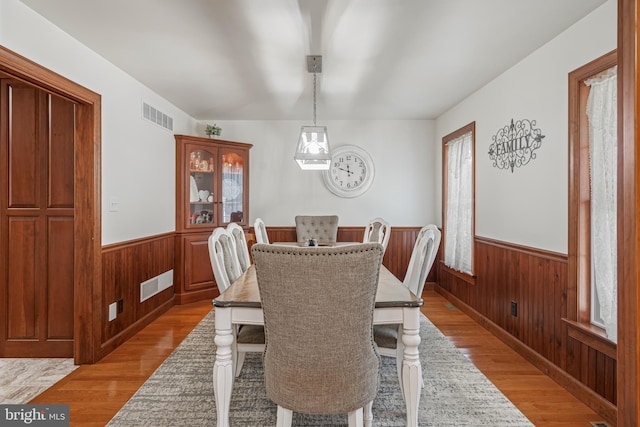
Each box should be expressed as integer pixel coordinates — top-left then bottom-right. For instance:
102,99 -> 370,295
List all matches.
294,55 -> 331,170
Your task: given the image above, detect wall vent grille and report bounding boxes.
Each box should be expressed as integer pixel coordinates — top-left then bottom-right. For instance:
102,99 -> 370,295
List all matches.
140,270 -> 173,302
142,101 -> 173,131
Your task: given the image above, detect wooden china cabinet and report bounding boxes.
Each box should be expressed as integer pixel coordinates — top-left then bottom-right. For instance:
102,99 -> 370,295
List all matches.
174,134 -> 252,304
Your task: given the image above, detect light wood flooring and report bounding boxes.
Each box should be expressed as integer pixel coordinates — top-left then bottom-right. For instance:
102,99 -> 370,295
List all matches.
30,290 -> 605,426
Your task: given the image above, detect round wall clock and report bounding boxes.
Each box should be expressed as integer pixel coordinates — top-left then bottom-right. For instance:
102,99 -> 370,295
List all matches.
323,145 -> 375,198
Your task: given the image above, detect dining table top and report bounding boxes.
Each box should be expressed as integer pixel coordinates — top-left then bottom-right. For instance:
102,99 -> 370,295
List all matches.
213,263 -> 423,309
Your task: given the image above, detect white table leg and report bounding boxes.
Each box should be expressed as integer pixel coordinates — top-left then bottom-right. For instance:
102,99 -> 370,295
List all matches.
213,307 -> 234,427
401,307 -> 422,427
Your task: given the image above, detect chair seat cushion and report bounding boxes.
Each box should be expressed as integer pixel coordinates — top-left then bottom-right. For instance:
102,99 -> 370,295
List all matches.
237,324 -> 265,344
373,324 -> 399,349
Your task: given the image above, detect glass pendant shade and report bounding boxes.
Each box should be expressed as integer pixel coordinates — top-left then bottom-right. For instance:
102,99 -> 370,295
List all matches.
294,125 -> 331,170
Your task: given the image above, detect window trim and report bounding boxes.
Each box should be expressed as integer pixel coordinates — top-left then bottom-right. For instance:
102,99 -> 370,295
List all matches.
567,49 -> 617,343
441,121 -> 476,281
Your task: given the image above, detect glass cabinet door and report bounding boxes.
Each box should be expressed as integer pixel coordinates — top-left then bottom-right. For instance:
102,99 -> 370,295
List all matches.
187,145 -> 216,226
220,150 -> 245,224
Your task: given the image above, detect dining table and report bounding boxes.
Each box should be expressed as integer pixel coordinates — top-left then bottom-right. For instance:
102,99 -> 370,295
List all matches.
211,243 -> 424,427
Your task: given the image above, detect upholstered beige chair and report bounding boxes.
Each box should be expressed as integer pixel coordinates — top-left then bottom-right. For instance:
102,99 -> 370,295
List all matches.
362,217 -> 391,255
208,227 -> 264,377
227,222 -> 251,272
373,224 -> 441,392
254,217 -> 270,244
252,243 -> 383,426
295,215 -> 339,243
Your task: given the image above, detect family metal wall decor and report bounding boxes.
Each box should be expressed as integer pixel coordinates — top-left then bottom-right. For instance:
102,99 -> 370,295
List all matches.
488,118 -> 545,173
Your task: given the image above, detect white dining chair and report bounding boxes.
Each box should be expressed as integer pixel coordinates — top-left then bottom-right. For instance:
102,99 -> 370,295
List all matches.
227,222 -> 251,273
373,224 -> 441,392
252,242 -> 383,426
363,217 -> 391,255
208,227 -> 242,293
208,227 -> 265,376
254,217 -> 270,244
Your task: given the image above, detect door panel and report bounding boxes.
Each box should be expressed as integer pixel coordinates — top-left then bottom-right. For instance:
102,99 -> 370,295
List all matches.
47,217 -> 74,339
184,234 -> 214,291
49,95 -> 75,208
6,218 -> 38,339
1,79 -> 75,357
7,84 -> 40,208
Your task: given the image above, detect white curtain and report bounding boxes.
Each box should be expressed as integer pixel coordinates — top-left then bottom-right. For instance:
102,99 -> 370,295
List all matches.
444,132 -> 473,274
585,66 -> 617,343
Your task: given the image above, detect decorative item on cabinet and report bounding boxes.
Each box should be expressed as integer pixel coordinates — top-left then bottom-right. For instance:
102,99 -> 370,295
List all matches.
174,134 -> 252,304
205,124 -> 222,138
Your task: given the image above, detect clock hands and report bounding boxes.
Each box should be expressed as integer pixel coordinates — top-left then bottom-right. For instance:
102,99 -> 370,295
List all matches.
337,165 -> 353,176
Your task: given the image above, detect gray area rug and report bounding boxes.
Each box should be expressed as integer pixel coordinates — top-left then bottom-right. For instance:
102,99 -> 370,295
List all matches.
108,310 -> 533,426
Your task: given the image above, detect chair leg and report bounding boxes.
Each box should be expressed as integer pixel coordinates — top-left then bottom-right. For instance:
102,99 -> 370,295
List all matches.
276,406 -> 293,427
347,407 -> 364,427
363,400 -> 373,427
235,351 -> 246,377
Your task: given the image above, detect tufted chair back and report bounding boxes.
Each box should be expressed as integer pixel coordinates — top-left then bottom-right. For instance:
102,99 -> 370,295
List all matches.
252,242 -> 382,419
295,215 -> 339,243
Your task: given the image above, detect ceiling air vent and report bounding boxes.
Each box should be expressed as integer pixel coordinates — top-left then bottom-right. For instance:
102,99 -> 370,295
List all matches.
142,101 -> 173,131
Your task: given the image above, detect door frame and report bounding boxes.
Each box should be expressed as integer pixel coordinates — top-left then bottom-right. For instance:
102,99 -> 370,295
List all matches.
0,45 -> 101,364
617,0 -> 640,423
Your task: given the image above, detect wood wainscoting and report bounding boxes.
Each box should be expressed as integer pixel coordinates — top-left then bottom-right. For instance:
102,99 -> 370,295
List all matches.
436,236 -> 616,424
97,226 -> 429,362
100,233 -> 175,360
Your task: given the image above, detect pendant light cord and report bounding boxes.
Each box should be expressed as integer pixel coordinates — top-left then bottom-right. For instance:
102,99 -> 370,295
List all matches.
312,65 -> 317,127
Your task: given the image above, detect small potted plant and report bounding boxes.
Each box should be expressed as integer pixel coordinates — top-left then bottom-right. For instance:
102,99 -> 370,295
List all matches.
205,124 -> 222,138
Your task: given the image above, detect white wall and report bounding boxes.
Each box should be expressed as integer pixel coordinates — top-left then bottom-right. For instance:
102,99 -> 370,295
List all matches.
1,0 -> 437,242
204,119 -> 436,226
0,0 -> 198,245
435,0 -> 617,254
2,0 -> 615,246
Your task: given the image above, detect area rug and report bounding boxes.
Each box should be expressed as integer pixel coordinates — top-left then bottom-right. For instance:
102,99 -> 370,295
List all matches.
107,310 -> 533,426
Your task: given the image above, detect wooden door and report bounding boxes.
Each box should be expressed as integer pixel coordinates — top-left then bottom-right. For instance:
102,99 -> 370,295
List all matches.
0,79 -> 75,357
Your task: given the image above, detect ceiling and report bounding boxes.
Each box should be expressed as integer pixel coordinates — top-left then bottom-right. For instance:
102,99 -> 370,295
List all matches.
20,0 -> 607,120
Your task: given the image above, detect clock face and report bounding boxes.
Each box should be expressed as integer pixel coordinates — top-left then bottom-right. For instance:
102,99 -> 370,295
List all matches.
323,145 -> 375,198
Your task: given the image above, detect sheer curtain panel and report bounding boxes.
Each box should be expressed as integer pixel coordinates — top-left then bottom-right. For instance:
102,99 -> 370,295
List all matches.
444,132 -> 473,274
585,66 -> 617,343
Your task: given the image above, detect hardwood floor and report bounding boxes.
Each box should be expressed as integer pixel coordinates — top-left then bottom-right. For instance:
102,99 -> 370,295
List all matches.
29,300 -> 212,426
423,290 -> 605,427
30,291 -> 605,426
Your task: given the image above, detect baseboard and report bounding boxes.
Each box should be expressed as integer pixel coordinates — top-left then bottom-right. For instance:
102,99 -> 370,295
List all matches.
175,287 -> 218,305
423,281 -> 436,292
97,297 -> 174,361
435,285 -> 617,425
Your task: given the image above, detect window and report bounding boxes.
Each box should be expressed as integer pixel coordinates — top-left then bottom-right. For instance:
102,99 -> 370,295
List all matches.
568,50 -> 617,344
442,122 -> 475,279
